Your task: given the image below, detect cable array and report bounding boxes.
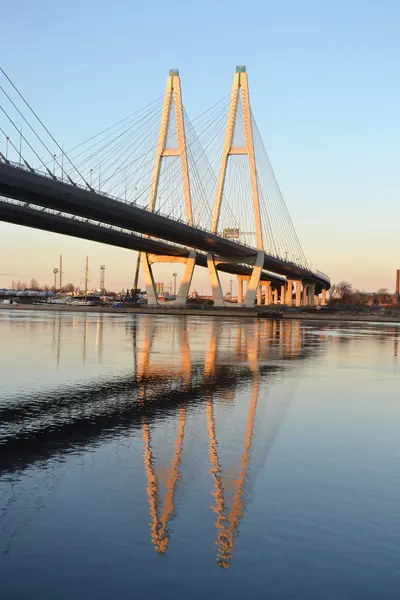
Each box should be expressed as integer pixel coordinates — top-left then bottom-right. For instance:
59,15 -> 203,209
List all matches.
193,90 -> 309,267
0,67 -> 310,269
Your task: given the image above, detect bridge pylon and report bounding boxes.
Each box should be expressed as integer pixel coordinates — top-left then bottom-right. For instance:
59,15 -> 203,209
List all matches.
141,69 -> 196,306
208,66 -> 264,308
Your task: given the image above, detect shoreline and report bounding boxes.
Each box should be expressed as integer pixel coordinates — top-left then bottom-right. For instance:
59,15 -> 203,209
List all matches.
1,303 -> 400,323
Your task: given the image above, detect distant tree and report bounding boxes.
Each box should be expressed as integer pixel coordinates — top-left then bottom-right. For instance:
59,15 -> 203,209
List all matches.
29,278 -> 39,290
328,281 -> 353,305
377,288 -> 390,305
337,281 -> 353,299
352,289 -> 369,306
64,282 -> 75,293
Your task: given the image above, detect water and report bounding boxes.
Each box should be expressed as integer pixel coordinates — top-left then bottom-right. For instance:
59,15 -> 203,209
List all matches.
0,310 -> 399,599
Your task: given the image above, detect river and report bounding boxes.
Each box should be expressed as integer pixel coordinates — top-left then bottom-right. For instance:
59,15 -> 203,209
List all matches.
0,311 -> 399,599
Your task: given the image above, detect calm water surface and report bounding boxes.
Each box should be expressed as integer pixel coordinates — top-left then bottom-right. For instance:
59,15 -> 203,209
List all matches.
0,311 -> 399,599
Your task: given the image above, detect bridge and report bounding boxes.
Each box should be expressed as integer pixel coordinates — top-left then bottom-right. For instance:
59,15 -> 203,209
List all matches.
0,66 -> 330,306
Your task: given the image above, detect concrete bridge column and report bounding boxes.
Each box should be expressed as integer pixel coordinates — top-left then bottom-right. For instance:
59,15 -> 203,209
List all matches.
314,295 -> 319,306
285,280 -> 293,306
243,251 -> 264,308
295,281 -> 302,307
302,284 -> 309,306
264,281 -> 271,305
272,289 -> 278,304
207,253 -> 225,307
280,284 -> 286,305
174,250 -> 196,305
308,284 -> 316,307
257,284 -> 262,306
237,276 -> 244,304
321,288 -> 327,306
142,252 -> 159,306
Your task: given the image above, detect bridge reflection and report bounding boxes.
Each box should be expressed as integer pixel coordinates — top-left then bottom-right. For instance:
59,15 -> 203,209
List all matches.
115,316 -> 318,567
1,315 -> 399,563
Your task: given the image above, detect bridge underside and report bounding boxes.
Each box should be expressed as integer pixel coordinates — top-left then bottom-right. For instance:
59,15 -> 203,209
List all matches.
0,163 -> 330,297
0,199 -> 286,290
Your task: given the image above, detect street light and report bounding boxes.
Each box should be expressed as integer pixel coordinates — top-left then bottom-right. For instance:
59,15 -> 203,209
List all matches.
100,265 -> 106,294
230,279 -> 233,298
173,272 -> 177,296
53,267 -> 59,291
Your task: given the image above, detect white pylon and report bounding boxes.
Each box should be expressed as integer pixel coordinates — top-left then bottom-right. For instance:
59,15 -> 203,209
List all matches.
212,65 -> 263,251
142,70 -> 195,306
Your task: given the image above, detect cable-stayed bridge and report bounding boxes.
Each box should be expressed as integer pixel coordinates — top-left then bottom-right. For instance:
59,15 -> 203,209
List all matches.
0,66 -> 330,306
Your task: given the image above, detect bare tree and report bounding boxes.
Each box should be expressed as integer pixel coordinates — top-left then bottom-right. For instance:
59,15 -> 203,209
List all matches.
64,283 -> 75,294
29,278 -> 39,290
337,281 -> 353,299
377,288 -> 389,305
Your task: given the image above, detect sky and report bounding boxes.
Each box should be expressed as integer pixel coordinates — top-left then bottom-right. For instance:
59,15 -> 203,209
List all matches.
1,0 -> 400,293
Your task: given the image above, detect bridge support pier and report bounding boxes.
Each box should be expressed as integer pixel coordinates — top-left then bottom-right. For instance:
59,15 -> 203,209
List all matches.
207,253 -> 225,307
302,284 -> 309,306
321,288 -> 327,306
142,251 -> 197,306
210,251 -> 265,308
237,276 -> 244,304
308,283 -> 316,306
257,285 -> 262,306
280,284 -> 286,305
142,252 -> 159,306
295,281 -> 302,307
166,250 -> 197,306
242,251 -> 264,308
286,280 -> 293,306
264,281 -> 271,305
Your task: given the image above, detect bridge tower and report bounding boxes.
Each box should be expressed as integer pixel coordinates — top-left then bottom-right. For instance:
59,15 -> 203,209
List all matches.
208,66 -> 265,308
141,69 -> 196,306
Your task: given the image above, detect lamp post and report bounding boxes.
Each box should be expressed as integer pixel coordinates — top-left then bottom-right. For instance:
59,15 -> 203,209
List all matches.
53,268 -> 59,291
173,272 -> 177,296
230,279 -> 233,298
100,265 -> 106,294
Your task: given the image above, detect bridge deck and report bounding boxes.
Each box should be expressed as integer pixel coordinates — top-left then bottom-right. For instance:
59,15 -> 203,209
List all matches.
0,162 -> 330,291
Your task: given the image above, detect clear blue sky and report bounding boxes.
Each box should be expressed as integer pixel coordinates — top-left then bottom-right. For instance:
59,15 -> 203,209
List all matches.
1,0 -> 399,292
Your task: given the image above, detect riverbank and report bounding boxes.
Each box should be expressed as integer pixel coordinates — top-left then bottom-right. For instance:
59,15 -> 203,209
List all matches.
0,303 -> 257,318
1,303 -> 400,323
